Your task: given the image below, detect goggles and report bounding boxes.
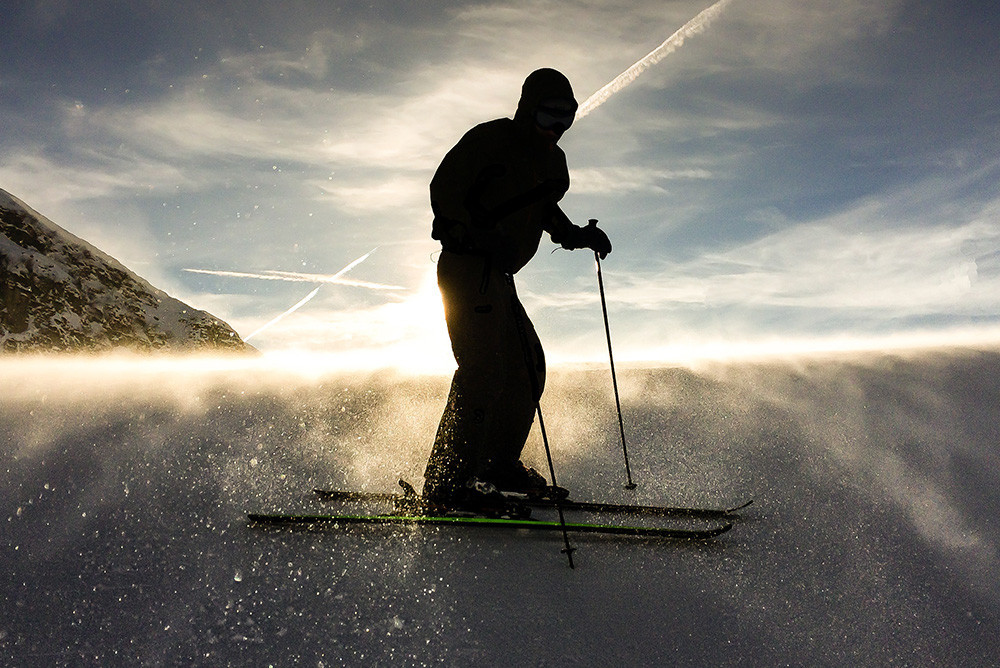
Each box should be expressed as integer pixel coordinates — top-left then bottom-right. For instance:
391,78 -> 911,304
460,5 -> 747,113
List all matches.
534,101 -> 576,132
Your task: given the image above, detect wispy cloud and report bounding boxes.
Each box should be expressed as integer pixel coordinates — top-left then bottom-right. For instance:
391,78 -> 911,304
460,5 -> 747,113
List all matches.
538,190 -> 1000,324
3,0 -> 993,359
0,0 -> 908,210
570,166 -> 713,195
0,149 -> 195,204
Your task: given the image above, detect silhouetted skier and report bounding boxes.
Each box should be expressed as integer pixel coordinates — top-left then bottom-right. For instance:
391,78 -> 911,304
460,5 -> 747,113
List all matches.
423,68 -> 612,511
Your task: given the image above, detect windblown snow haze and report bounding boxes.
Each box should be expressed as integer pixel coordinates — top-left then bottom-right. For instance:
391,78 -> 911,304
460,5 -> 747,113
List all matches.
3,348 -> 1000,664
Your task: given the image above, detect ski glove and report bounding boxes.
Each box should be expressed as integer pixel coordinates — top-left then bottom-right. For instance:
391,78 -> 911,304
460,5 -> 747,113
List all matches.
561,223 -> 612,259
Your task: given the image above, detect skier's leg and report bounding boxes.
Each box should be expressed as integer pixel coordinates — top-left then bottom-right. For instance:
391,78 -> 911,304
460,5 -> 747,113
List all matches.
422,252 -> 506,500
422,374 -> 475,501
488,294 -> 545,465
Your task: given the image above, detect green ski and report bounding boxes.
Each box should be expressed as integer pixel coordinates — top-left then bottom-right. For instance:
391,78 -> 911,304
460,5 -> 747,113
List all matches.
247,511 -> 732,539
312,481 -> 752,519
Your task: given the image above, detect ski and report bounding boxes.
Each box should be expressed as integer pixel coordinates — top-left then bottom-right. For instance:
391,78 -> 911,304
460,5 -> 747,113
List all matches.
511,494 -> 753,519
247,512 -> 732,539
312,482 -> 752,519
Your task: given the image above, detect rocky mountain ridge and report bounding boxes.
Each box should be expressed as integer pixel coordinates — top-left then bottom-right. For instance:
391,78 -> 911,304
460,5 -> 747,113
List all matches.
0,188 -> 251,353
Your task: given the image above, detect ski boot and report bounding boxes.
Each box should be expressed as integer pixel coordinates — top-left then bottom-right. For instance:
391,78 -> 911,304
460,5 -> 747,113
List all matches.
454,478 -> 532,519
483,460 -> 569,502
400,478 -> 531,519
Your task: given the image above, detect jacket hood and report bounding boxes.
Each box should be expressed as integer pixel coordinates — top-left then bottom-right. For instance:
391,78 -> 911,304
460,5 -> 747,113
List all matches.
514,68 -> 577,124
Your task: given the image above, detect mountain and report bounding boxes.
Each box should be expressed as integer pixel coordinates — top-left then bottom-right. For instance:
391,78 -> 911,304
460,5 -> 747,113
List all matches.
0,188 -> 251,353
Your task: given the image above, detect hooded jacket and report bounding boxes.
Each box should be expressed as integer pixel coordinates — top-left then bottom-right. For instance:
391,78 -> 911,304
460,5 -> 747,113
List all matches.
430,68 -> 582,273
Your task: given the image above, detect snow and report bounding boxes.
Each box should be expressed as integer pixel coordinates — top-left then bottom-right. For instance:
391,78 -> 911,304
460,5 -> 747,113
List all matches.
1,190 -> 139,293
3,348 -> 1000,665
0,188 -> 247,352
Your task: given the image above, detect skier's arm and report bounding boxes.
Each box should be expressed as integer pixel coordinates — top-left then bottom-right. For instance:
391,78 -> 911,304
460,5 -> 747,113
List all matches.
431,167 -> 512,258
546,206 -> 612,259
430,125 -> 508,253
429,139 -> 478,252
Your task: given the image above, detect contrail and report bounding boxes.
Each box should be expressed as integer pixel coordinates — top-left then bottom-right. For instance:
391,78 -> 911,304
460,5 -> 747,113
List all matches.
244,285 -> 321,341
183,268 -> 403,291
183,249 -> 404,291
577,0 -> 734,119
202,248 -> 401,341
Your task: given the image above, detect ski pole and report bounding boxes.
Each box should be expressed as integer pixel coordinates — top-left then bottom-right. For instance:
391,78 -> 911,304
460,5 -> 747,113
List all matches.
531,393 -> 576,568
504,273 -> 576,568
589,219 -> 637,490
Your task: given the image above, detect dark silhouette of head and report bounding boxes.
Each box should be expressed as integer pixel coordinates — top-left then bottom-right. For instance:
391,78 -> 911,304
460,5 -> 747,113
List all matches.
515,68 -> 578,144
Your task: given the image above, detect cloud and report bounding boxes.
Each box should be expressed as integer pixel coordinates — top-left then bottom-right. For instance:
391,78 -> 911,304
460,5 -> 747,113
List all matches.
1,0 -> 907,211
309,172 -> 429,217
522,171 -> 1000,360
8,28 -> 528,216
570,165 -> 713,195
699,220 -> 990,313
3,0 -> 994,359
0,149 -> 195,204
701,0 -> 907,79
588,214 -> 997,317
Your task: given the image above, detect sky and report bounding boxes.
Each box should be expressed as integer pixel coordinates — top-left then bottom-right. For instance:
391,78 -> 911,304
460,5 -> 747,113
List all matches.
2,0 -> 999,371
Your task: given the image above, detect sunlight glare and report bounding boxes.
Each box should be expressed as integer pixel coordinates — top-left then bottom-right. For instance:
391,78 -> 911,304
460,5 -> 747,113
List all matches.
256,264 -> 454,375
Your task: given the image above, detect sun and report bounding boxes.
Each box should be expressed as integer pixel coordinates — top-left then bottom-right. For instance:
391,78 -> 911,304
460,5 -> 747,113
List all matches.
325,264 -> 455,375
380,265 -> 454,372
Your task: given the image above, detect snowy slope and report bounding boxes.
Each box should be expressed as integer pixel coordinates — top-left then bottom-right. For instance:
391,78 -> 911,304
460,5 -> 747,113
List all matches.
0,189 -> 250,353
2,349 -> 999,665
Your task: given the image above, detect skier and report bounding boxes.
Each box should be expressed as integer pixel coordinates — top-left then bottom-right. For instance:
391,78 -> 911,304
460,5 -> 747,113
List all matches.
422,68 -> 612,511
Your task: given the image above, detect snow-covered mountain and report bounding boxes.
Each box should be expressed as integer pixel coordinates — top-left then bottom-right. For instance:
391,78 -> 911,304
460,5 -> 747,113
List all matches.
0,188 -> 251,353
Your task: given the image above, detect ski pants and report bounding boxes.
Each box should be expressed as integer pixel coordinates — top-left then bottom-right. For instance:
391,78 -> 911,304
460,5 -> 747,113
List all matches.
423,250 -> 545,497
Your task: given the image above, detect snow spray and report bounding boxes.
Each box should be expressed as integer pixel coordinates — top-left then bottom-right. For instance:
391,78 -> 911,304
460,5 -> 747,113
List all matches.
576,0 -> 734,119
